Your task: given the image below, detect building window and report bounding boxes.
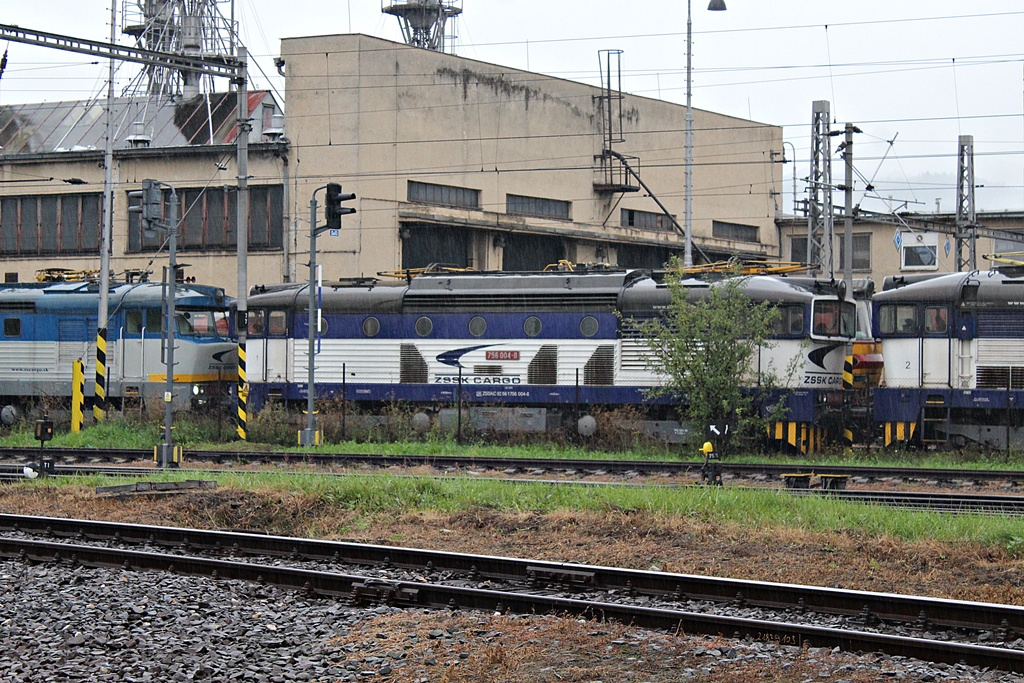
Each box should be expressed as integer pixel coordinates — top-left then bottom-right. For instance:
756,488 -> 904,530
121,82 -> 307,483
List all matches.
506,194 -> 571,221
993,236 -> 1024,256
712,220 -> 759,243
0,193 -> 102,256
790,236 -> 808,264
838,233 -> 872,271
408,180 -> 480,210
900,232 -> 938,270
621,209 -> 672,232
128,185 -> 284,253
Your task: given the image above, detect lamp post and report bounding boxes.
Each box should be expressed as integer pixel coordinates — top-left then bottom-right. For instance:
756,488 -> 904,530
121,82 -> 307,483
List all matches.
782,141 -> 797,215
685,0 -> 727,267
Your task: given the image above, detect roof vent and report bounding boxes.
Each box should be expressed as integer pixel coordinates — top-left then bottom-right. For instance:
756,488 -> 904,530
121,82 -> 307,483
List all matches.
126,121 -> 151,148
264,113 -> 285,141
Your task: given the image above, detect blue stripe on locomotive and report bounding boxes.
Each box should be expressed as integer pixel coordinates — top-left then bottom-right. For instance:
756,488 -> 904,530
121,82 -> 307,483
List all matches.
313,311 -> 620,340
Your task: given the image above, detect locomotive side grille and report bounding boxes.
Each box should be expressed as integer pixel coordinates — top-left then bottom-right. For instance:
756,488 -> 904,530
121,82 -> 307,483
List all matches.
620,338 -> 653,370
584,345 -> 616,385
977,311 -> 1024,337
528,345 -> 558,384
976,366 -> 1024,390
473,365 -> 503,375
399,344 -> 428,383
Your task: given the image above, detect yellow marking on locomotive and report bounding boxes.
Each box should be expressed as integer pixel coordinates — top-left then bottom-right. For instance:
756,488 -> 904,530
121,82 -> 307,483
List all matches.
147,372 -> 240,383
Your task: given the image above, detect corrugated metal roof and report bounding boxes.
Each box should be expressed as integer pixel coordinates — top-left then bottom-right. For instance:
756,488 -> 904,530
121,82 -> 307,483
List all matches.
0,91 -> 276,155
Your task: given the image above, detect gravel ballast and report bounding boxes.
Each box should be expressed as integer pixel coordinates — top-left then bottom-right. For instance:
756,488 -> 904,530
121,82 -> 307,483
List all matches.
2,560 -> 1022,682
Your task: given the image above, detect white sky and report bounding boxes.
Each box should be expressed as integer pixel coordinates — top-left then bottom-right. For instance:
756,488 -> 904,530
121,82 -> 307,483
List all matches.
2,1 -> 1024,215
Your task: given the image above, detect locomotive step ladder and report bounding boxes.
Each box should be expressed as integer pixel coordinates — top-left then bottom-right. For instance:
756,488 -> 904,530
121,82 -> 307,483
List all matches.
921,403 -> 950,444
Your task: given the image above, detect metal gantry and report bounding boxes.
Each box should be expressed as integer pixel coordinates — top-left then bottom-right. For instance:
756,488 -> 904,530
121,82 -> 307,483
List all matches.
955,134 -> 978,271
121,0 -> 238,99
807,100 -> 834,276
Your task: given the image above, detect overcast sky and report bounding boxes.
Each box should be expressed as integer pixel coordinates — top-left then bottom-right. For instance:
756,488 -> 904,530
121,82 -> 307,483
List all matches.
3,1 -> 1024,216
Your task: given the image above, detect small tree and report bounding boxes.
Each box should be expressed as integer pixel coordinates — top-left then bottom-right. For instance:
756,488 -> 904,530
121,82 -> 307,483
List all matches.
632,260 -> 784,451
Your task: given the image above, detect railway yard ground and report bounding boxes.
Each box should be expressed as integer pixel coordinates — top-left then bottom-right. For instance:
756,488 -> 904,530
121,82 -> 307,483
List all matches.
2,418 -> 1024,681
2,466 -> 1024,681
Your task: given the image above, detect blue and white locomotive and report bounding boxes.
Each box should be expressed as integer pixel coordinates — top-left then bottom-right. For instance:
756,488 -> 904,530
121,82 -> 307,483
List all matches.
0,273 -> 236,419
873,267 -> 1024,449
242,268 -> 855,449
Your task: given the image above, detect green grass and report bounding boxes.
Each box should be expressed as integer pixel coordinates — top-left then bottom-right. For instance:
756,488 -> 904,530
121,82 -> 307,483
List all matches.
4,412 -> 1022,470
24,469 -> 1024,556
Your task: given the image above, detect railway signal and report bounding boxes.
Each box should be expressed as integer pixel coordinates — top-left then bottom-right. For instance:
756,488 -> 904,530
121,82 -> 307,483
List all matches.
127,179 -> 163,234
324,182 -> 356,231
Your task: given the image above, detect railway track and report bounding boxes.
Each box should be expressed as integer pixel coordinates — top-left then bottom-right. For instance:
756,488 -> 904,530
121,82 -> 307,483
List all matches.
1,513 -> 1022,674
3,449 -> 1024,515
2,445 -> 1024,486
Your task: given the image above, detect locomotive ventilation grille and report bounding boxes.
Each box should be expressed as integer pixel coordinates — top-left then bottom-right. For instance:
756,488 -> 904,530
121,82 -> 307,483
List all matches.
400,344 -> 428,383
584,345 -> 616,385
976,366 -> 1024,390
528,345 -> 558,385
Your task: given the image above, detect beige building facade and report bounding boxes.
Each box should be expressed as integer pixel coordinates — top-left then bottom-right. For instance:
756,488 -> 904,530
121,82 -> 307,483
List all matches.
0,34 -> 783,296
777,211 -> 1024,289
276,34 -> 782,286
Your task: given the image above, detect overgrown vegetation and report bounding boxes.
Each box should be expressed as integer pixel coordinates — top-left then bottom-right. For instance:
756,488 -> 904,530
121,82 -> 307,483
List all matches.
629,261 -> 787,453
11,469 -> 1024,556
2,406 -> 1022,468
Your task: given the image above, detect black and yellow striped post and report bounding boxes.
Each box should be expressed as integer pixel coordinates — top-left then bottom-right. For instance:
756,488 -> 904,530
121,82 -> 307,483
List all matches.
71,359 -> 85,433
93,327 -> 107,421
842,354 -> 855,444
236,340 -> 247,440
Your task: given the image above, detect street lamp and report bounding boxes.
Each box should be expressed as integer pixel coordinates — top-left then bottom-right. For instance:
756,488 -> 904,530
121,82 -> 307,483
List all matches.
684,0 -> 726,267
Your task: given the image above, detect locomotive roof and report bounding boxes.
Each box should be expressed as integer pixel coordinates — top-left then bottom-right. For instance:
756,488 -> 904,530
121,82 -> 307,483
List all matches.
875,269 -> 1024,305
245,271 -> 849,316
0,281 -> 230,312
245,282 -> 406,313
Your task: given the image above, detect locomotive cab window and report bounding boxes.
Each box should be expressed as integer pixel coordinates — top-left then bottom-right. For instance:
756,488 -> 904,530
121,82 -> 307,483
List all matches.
248,310 -> 266,336
179,310 -> 231,338
267,311 -> 288,336
772,305 -> 804,337
3,318 -> 20,338
879,304 -> 918,335
811,300 -> 856,337
125,310 -> 161,335
925,306 -> 948,335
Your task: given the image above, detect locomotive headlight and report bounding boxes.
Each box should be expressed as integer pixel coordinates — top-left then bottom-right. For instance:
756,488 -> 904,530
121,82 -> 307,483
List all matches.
192,384 -> 201,396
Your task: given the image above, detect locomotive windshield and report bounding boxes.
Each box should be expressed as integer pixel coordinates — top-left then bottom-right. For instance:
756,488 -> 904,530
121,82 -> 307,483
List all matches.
176,310 -> 230,338
811,300 -> 856,338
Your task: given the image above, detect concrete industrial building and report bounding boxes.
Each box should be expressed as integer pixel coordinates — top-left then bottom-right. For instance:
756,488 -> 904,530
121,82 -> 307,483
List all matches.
0,33 -> 783,294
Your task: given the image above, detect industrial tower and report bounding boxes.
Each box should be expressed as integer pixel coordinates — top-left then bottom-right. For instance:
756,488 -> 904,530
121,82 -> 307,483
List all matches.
382,0 -> 462,52
121,0 -> 237,99
806,100 -> 834,276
